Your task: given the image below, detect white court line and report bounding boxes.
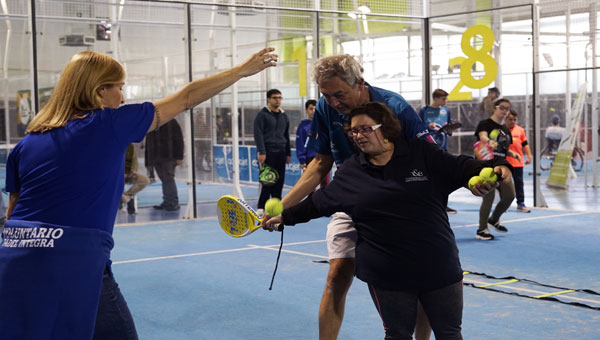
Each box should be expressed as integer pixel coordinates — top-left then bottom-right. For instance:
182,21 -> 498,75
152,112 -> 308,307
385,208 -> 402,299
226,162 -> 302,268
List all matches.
254,245 -> 600,306
112,246 -> 262,264
112,237 -> 599,305
114,218 -> 213,228
248,244 -> 328,259
112,239 -> 327,265
450,211 -> 595,229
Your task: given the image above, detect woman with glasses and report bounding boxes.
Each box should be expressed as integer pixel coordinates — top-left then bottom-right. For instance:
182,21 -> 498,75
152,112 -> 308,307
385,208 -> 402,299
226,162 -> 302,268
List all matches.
265,102 -> 512,340
473,98 -> 520,241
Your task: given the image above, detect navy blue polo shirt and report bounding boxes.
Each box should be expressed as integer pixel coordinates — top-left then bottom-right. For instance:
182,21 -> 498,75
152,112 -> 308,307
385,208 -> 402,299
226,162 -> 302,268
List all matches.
5,103 -> 154,235
306,83 -> 433,165
283,136 -> 511,291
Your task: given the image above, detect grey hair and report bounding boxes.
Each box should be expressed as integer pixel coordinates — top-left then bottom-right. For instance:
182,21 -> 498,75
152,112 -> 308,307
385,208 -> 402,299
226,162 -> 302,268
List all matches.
311,55 -> 364,86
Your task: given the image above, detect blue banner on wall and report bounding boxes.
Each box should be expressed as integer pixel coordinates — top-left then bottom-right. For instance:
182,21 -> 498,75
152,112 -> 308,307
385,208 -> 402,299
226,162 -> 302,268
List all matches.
215,145 -> 301,187
213,145 -> 250,182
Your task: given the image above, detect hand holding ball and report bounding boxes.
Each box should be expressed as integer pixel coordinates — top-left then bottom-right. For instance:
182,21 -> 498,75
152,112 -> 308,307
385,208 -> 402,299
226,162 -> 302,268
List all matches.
468,176 -> 483,190
479,167 -> 498,182
265,198 -> 284,216
489,129 -> 500,140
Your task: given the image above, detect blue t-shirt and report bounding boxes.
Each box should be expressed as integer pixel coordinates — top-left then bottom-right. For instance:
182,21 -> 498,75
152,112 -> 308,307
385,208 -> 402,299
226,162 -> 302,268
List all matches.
418,105 -> 452,150
5,103 -> 154,234
307,83 -> 433,165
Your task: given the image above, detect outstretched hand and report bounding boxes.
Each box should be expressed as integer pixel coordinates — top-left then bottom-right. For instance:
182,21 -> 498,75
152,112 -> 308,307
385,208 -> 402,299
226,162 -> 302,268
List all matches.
469,165 -> 512,197
237,47 -> 278,77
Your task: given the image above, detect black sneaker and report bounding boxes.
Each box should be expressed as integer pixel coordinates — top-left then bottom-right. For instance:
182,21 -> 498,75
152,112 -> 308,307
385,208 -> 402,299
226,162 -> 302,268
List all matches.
446,206 -> 457,214
163,204 -> 180,211
127,199 -> 136,214
476,229 -> 495,240
488,219 -> 508,233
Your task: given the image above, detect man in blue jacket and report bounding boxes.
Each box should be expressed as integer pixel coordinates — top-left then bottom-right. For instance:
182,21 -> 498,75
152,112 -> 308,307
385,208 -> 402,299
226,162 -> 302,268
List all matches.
253,89 -> 291,216
296,100 -> 329,189
263,55 -> 435,340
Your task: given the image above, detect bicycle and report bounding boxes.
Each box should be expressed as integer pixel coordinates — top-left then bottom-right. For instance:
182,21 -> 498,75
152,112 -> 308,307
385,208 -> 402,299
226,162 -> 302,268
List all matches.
539,139 -> 584,171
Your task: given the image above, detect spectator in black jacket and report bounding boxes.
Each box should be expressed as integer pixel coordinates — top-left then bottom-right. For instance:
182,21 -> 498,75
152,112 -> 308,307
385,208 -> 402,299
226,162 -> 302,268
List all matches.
266,102 -> 512,340
253,89 -> 291,215
145,119 -> 184,211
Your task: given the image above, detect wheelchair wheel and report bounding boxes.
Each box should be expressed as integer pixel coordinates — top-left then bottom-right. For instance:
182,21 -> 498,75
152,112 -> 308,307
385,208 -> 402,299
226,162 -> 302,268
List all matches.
539,144 -> 554,171
571,147 -> 585,172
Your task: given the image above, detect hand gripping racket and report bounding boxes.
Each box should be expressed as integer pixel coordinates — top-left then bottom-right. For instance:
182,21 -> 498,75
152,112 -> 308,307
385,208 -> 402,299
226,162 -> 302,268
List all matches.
217,195 -> 283,237
437,122 -> 462,134
473,141 -> 494,160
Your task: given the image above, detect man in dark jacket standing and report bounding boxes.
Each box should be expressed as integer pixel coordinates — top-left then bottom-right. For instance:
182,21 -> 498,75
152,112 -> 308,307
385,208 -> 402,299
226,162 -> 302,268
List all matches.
145,118 -> 184,211
253,89 -> 291,216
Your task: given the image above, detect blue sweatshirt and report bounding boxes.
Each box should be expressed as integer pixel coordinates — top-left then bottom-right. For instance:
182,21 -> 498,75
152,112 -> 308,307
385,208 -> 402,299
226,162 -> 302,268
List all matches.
295,119 -> 316,164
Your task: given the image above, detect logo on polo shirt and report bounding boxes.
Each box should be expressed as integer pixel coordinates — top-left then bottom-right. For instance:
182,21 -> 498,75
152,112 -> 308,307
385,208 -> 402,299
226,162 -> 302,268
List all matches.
406,169 -> 428,182
2,226 -> 64,248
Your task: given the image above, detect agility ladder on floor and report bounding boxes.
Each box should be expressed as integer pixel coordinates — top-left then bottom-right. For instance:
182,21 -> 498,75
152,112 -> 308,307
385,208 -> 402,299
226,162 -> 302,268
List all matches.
463,271 -> 600,311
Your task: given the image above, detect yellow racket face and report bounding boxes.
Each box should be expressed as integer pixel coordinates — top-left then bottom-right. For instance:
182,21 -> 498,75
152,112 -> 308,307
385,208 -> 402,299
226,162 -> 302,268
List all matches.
217,195 -> 260,237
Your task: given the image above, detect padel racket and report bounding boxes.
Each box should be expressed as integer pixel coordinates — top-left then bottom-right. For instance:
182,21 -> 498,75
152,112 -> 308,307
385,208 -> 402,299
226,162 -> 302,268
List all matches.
217,195 -> 283,237
473,141 -> 494,160
259,164 -> 279,186
437,122 -> 462,134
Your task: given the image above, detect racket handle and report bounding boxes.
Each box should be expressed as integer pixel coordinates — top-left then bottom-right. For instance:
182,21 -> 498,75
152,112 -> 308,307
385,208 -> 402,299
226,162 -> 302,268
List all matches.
273,223 -> 284,232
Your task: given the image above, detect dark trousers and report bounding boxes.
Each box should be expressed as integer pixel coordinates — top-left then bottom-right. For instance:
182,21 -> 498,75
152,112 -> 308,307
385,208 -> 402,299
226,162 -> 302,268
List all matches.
478,178 -> 515,231
368,280 -> 463,340
93,268 -> 138,340
513,166 -> 525,205
258,150 -> 287,209
154,160 -> 179,208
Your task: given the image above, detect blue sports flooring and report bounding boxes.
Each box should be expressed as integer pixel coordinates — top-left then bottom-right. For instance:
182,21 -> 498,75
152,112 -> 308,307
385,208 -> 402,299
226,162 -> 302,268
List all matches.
111,201 -> 600,340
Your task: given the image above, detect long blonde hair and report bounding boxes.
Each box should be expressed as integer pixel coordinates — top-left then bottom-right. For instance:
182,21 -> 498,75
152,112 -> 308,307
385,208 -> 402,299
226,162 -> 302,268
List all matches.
26,51 -> 125,133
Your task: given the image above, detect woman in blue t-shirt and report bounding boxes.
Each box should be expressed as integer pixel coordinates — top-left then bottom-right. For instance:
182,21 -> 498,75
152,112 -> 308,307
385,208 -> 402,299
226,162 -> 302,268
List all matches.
1,48 -> 277,340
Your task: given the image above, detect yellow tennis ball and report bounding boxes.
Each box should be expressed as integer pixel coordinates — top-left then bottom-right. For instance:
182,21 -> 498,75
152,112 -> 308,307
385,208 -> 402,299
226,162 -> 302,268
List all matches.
265,198 -> 284,216
479,167 -> 498,182
468,176 -> 483,190
489,129 -> 500,140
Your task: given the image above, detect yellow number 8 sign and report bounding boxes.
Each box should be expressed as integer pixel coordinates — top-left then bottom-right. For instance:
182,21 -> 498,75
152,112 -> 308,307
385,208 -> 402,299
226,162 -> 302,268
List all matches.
448,25 -> 498,101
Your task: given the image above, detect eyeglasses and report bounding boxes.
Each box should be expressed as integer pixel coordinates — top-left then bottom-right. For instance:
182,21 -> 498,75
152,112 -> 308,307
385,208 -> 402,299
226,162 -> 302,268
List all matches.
270,96 -> 283,100
348,124 -> 382,137
496,105 -> 510,112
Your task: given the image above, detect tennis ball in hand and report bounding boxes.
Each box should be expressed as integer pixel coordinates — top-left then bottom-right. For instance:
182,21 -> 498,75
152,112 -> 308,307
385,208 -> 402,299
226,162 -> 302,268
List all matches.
468,176 -> 483,190
479,167 -> 498,182
265,198 -> 284,216
489,129 -> 500,140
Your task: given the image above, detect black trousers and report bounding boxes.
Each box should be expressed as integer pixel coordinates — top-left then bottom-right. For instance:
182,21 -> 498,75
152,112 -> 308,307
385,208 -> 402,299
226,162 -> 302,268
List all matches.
513,166 -> 525,205
368,280 -> 463,340
257,150 -> 287,209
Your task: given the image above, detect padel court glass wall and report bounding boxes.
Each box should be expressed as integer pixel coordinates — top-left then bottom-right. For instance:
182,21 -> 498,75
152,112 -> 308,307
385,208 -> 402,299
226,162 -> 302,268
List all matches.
0,0 -> 598,221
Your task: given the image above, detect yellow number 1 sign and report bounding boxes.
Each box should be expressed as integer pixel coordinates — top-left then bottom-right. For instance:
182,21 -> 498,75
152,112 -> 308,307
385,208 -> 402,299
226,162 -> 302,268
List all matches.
448,24 -> 498,101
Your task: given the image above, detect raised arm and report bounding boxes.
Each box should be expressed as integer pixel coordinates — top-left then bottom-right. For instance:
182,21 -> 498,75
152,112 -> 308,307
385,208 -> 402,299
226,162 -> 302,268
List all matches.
150,48 -> 277,132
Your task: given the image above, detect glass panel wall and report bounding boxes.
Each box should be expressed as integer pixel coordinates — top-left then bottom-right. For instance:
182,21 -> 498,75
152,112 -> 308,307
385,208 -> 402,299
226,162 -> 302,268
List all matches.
429,6 -> 533,156
34,0 -> 188,221
318,12 -> 424,104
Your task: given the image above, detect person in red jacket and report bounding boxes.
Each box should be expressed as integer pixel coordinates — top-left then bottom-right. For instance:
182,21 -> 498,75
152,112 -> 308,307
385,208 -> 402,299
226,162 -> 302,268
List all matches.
505,109 -> 532,213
